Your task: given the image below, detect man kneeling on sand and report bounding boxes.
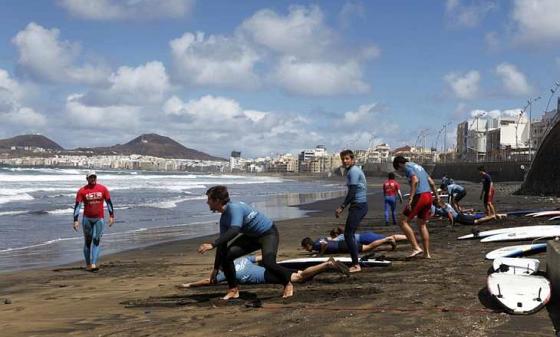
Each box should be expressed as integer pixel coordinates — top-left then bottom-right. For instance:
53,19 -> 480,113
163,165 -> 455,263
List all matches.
178,255 -> 350,289
301,231 -> 407,256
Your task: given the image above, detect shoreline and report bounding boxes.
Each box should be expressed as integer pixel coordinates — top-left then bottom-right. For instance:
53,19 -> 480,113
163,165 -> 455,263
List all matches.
2,179 -> 560,336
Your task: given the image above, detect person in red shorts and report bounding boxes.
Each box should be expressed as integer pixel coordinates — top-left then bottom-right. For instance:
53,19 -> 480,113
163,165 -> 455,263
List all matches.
73,171 -> 114,272
393,156 -> 439,259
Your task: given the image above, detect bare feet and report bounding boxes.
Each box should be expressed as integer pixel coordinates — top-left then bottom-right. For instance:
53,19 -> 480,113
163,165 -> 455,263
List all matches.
86,264 -> 92,271
424,253 -> 432,259
387,237 -> 397,251
408,249 -> 423,258
282,282 -> 294,298
90,264 -> 99,272
175,283 -> 191,289
223,288 -> 240,300
348,265 -> 361,273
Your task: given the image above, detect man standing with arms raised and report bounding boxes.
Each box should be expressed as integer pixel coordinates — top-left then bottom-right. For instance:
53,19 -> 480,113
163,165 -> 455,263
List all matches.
198,185 -> 295,299
335,150 -> 368,273
393,156 -> 438,259
73,171 -> 114,272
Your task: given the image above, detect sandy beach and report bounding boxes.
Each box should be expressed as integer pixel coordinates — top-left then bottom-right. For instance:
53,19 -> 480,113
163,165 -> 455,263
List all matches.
1,177 -> 560,337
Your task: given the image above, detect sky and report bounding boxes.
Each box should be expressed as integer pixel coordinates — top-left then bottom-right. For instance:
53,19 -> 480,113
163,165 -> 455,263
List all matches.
0,0 -> 559,158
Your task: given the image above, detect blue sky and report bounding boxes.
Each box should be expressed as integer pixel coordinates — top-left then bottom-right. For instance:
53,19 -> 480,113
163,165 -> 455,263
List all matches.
0,0 -> 559,157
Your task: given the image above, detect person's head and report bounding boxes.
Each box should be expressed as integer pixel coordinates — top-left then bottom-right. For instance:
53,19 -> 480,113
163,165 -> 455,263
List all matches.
301,237 -> 314,252
339,149 -> 355,168
206,185 -> 230,212
388,172 -> 396,180
329,229 -> 337,239
392,155 -> 408,171
437,198 -> 446,208
477,166 -> 486,174
440,183 -> 448,191
86,171 -> 97,185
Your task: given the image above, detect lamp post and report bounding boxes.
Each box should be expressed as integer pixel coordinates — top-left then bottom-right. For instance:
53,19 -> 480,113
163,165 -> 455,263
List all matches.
527,96 -> 541,161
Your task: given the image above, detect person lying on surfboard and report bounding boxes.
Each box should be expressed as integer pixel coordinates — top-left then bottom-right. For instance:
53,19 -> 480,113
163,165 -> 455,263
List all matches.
177,255 -> 350,289
300,232 -> 407,256
434,199 -> 506,226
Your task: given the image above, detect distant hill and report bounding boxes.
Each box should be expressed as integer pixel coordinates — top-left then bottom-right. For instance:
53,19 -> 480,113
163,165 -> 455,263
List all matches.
81,134 -> 225,161
0,134 -> 63,151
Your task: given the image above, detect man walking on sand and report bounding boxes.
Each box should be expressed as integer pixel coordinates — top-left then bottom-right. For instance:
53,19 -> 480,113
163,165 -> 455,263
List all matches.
383,172 -> 403,226
198,185 -> 295,299
335,150 -> 368,273
478,166 -> 496,217
73,171 -> 114,272
393,156 -> 438,259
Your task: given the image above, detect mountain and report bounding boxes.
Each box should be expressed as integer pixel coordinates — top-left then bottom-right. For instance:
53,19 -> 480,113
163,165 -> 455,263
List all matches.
85,134 -> 225,161
0,134 -> 64,151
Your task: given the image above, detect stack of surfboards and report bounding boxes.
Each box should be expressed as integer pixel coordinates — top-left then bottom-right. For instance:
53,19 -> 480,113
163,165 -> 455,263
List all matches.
458,225 -> 560,244
487,257 -> 550,314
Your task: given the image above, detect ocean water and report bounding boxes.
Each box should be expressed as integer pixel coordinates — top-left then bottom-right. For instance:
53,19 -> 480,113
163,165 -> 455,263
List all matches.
0,167 -> 346,272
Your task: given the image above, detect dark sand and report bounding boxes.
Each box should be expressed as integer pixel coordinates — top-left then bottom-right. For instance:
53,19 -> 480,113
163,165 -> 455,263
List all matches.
1,177 -> 560,337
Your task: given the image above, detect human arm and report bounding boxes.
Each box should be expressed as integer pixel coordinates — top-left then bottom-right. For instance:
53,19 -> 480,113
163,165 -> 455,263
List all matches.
427,176 -> 439,204
397,189 -> 403,204
408,176 -> 418,207
318,241 -> 328,256
105,198 -> 115,226
73,201 -> 82,231
447,212 -> 455,226
182,279 -> 213,288
336,185 -> 357,217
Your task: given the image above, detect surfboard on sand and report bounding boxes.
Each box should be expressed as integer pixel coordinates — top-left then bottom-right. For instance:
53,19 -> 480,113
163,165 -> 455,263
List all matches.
485,243 -> 547,260
492,257 -> 540,275
481,227 -> 560,242
527,211 -> 560,218
487,273 -> 551,314
457,225 -> 560,240
278,256 -> 391,269
549,216 -> 560,221
507,209 -> 552,217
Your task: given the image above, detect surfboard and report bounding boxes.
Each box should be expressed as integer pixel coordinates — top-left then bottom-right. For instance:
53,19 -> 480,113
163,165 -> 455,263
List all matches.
507,209 -> 552,217
492,257 -> 540,275
481,228 -> 560,242
485,243 -> 547,260
278,256 -> 391,269
457,225 -> 560,240
403,192 -> 448,199
487,273 -> 551,314
530,211 -> 560,218
548,216 -> 560,221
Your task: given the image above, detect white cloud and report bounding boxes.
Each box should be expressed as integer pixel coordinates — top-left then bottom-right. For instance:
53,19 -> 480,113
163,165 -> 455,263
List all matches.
339,2 -> 366,28
240,5 -> 334,58
469,108 -> 522,119
444,70 -> 480,99
445,0 -> 497,28
108,61 -> 170,104
58,0 -> 195,20
271,57 -> 370,96
170,32 -> 260,88
0,69 -> 46,128
343,103 -> 378,124
495,63 -> 531,96
12,22 -> 109,84
511,0 -> 560,44
65,94 -> 140,129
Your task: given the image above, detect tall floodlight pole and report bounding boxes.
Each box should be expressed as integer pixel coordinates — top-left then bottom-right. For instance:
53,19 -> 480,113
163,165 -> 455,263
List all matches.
527,96 -> 542,161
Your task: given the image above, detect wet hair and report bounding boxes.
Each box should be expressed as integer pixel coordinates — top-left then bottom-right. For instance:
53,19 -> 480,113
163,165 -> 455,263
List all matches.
339,149 -> 354,159
392,155 -> 408,170
388,172 -> 395,179
477,166 -> 485,172
301,237 -> 314,248
329,229 -> 337,239
206,185 -> 230,205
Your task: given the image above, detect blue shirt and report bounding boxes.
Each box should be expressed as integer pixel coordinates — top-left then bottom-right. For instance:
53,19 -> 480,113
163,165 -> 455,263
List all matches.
220,201 -> 273,237
346,165 -> 367,203
215,256 -> 266,284
404,162 -> 431,194
447,183 -> 465,202
432,203 -> 458,219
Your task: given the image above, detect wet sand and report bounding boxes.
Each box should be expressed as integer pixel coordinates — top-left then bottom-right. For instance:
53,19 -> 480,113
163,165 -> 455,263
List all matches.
1,178 -> 560,337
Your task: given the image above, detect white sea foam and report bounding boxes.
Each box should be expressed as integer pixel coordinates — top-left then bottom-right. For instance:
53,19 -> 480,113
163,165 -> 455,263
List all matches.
0,237 -> 79,254
0,210 -> 28,216
0,193 -> 34,204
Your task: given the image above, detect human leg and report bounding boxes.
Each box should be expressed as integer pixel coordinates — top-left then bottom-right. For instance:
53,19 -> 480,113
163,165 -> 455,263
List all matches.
90,219 -> 105,267
81,218 -> 94,268
222,235 -> 260,299
345,203 -> 368,271
417,219 -> 431,258
259,225 -> 296,297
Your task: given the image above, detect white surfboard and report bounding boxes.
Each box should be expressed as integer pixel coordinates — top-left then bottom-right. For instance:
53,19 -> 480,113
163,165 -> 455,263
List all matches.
485,243 -> 547,260
481,228 -> 560,242
278,256 -> 391,269
548,216 -> 560,221
487,273 -> 551,314
530,211 -> 560,218
492,257 -> 540,275
458,225 -> 560,240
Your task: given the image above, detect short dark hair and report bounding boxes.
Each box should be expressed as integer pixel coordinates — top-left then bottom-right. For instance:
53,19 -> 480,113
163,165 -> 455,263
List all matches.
440,183 -> 448,191
392,155 -> 408,170
301,237 -> 313,248
206,185 -> 230,205
477,166 -> 485,172
388,172 -> 395,179
339,149 -> 354,159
